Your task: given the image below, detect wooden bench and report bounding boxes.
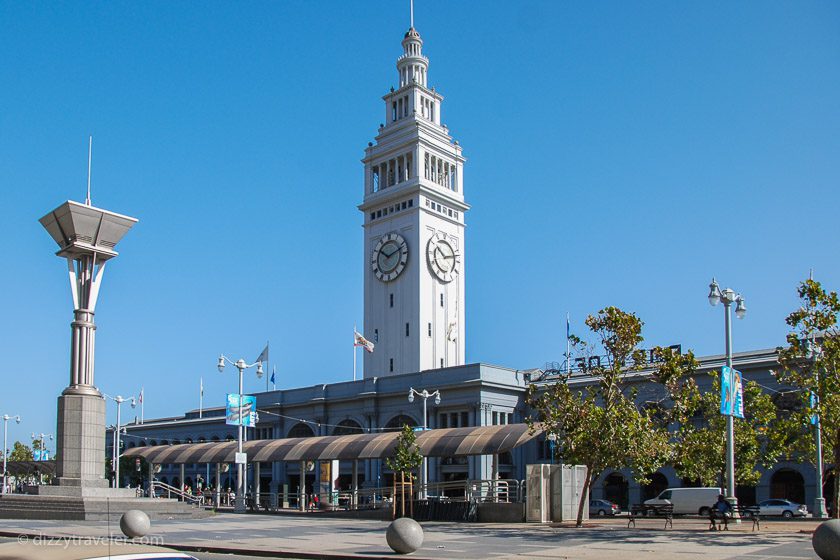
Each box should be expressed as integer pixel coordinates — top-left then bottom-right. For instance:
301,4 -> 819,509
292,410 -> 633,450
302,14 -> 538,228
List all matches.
708,505 -> 761,531
627,503 -> 674,529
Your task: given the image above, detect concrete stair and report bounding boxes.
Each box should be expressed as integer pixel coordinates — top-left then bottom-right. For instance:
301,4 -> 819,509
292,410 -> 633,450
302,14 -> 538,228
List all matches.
0,494 -> 211,520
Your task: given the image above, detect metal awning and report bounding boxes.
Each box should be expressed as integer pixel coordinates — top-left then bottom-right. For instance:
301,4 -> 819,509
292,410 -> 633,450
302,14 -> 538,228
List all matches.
3,461 -> 56,476
123,423 -> 542,465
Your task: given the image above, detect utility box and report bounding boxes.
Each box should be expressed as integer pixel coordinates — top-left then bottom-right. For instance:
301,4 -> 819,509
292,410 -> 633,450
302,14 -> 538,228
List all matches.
526,464 -> 588,523
526,464 -> 551,522
550,464 -> 588,522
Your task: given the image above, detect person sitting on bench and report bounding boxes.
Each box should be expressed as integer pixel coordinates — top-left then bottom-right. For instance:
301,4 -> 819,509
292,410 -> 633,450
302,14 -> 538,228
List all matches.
709,494 -> 732,530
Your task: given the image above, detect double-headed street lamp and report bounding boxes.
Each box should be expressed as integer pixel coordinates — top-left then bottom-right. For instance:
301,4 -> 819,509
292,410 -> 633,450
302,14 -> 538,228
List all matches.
30,432 -> 54,457
408,387 -> 440,498
218,354 -> 264,513
104,394 -> 136,488
806,339 -> 829,519
2,415 -> 21,495
708,278 -> 746,510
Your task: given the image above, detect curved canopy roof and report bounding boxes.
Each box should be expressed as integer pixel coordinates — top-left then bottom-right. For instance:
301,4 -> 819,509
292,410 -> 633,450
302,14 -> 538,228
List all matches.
124,423 -> 541,465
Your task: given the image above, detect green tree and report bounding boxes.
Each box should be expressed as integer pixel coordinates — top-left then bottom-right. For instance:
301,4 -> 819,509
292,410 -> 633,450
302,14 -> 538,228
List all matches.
386,424 -> 423,518
777,278 -> 840,518
527,307 -> 670,527
8,441 -> 33,462
652,346 -> 797,493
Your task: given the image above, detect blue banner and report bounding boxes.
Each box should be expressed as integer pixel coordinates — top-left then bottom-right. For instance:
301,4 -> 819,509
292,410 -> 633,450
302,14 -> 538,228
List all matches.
720,366 -> 744,418
810,392 -> 818,425
226,394 -> 257,427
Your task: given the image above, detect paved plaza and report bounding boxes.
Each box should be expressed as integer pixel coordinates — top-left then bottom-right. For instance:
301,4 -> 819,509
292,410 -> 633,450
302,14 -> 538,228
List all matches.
0,514 -> 822,559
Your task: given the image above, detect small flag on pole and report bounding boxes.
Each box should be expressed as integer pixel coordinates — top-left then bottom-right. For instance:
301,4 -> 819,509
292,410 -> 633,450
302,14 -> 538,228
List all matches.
270,366 -> 276,386
255,343 -> 269,364
354,330 -> 375,353
200,377 -> 204,397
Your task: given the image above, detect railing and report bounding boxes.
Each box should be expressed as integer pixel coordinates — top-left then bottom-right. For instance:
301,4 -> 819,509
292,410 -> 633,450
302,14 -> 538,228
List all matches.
238,479 -> 525,513
149,479 -> 206,507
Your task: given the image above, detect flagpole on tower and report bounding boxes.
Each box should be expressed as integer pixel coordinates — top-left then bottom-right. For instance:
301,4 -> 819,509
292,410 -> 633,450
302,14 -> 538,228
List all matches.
353,325 -> 357,382
410,0 -> 414,28
199,377 -> 204,418
566,313 -> 571,375
140,387 -> 144,424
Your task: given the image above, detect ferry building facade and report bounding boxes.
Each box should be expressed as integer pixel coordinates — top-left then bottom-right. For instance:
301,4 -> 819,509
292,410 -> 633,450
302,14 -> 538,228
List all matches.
120,22 -> 830,512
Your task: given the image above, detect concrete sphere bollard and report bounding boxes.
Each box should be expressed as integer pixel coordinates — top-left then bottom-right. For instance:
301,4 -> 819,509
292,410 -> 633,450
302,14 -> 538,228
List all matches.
386,517 -> 424,554
120,509 -> 151,539
813,519 -> 840,560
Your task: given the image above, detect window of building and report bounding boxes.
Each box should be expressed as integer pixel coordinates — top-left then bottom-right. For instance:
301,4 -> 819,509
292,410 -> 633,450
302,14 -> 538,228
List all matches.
427,323 -> 432,337
390,294 -> 394,308
461,412 -> 469,427
408,199 -> 413,207
405,323 -> 409,337
374,329 -> 379,342
439,414 -> 448,429
392,101 -> 397,122
370,212 -> 375,221
440,294 -> 444,307
389,358 -> 394,372
440,358 -> 444,367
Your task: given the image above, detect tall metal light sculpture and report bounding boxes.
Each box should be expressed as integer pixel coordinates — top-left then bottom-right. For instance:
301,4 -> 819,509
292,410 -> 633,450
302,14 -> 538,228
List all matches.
40,200 -> 137,492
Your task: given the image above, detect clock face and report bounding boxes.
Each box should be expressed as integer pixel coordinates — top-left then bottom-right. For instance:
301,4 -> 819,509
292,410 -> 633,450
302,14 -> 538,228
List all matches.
427,231 -> 459,283
372,232 -> 409,282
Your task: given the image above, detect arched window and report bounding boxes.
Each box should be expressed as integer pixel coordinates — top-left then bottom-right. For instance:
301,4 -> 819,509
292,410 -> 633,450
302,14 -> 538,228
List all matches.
332,419 -> 363,436
385,415 -> 417,431
770,469 -> 805,504
211,435 -> 220,442
604,472 -> 629,509
642,472 -> 669,501
288,422 -> 316,438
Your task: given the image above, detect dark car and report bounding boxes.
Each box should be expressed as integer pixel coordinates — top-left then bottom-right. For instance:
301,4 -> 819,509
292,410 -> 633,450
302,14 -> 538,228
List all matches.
589,499 -> 621,516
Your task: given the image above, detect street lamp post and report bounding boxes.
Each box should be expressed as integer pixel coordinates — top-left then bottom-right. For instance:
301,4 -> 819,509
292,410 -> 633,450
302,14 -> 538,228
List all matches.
104,395 -> 136,488
218,354 -> 263,513
708,277 -> 746,511
408,387 -> 440,499
547,433 -> 557,464
806,338 -> 829,519
2,415 -> 21,495
30,432 -> 54,485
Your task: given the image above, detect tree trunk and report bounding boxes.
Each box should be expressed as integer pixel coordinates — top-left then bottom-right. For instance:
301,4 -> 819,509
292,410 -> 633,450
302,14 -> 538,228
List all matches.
576,471 -> 594,528
834,429 -> 840,519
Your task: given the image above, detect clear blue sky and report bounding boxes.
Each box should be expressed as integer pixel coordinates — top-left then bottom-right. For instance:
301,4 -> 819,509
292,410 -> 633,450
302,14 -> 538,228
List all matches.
1,1 -> 839,447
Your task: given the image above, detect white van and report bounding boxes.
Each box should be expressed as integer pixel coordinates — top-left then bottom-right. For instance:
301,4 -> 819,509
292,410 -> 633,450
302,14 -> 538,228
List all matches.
644,487 -> 721,515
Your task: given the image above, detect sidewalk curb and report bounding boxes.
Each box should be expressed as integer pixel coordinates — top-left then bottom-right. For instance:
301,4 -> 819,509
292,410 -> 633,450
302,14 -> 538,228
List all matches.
0,529 -> 436,560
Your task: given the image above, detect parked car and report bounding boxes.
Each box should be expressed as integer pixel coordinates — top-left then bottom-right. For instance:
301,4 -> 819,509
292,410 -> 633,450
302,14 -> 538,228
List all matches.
744,499 -> 808,518
644,487 -> 721,516
590,499 -> 621,516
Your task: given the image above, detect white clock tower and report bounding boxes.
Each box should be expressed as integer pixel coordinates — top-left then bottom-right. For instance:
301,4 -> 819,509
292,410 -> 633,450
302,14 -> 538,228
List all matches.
360,23 -> 467,378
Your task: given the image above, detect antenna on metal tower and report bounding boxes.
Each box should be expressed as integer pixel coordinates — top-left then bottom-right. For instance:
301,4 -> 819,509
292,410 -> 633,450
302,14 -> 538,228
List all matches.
410,0 -> 414,28
85,136 -> 92,206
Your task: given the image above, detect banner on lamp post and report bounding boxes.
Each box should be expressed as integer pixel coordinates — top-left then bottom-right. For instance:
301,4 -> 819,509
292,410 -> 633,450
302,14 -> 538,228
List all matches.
720,366 -> 744,418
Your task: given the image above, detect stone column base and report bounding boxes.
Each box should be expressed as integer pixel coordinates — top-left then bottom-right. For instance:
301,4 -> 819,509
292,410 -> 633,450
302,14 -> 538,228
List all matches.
54,392 -> 108,489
